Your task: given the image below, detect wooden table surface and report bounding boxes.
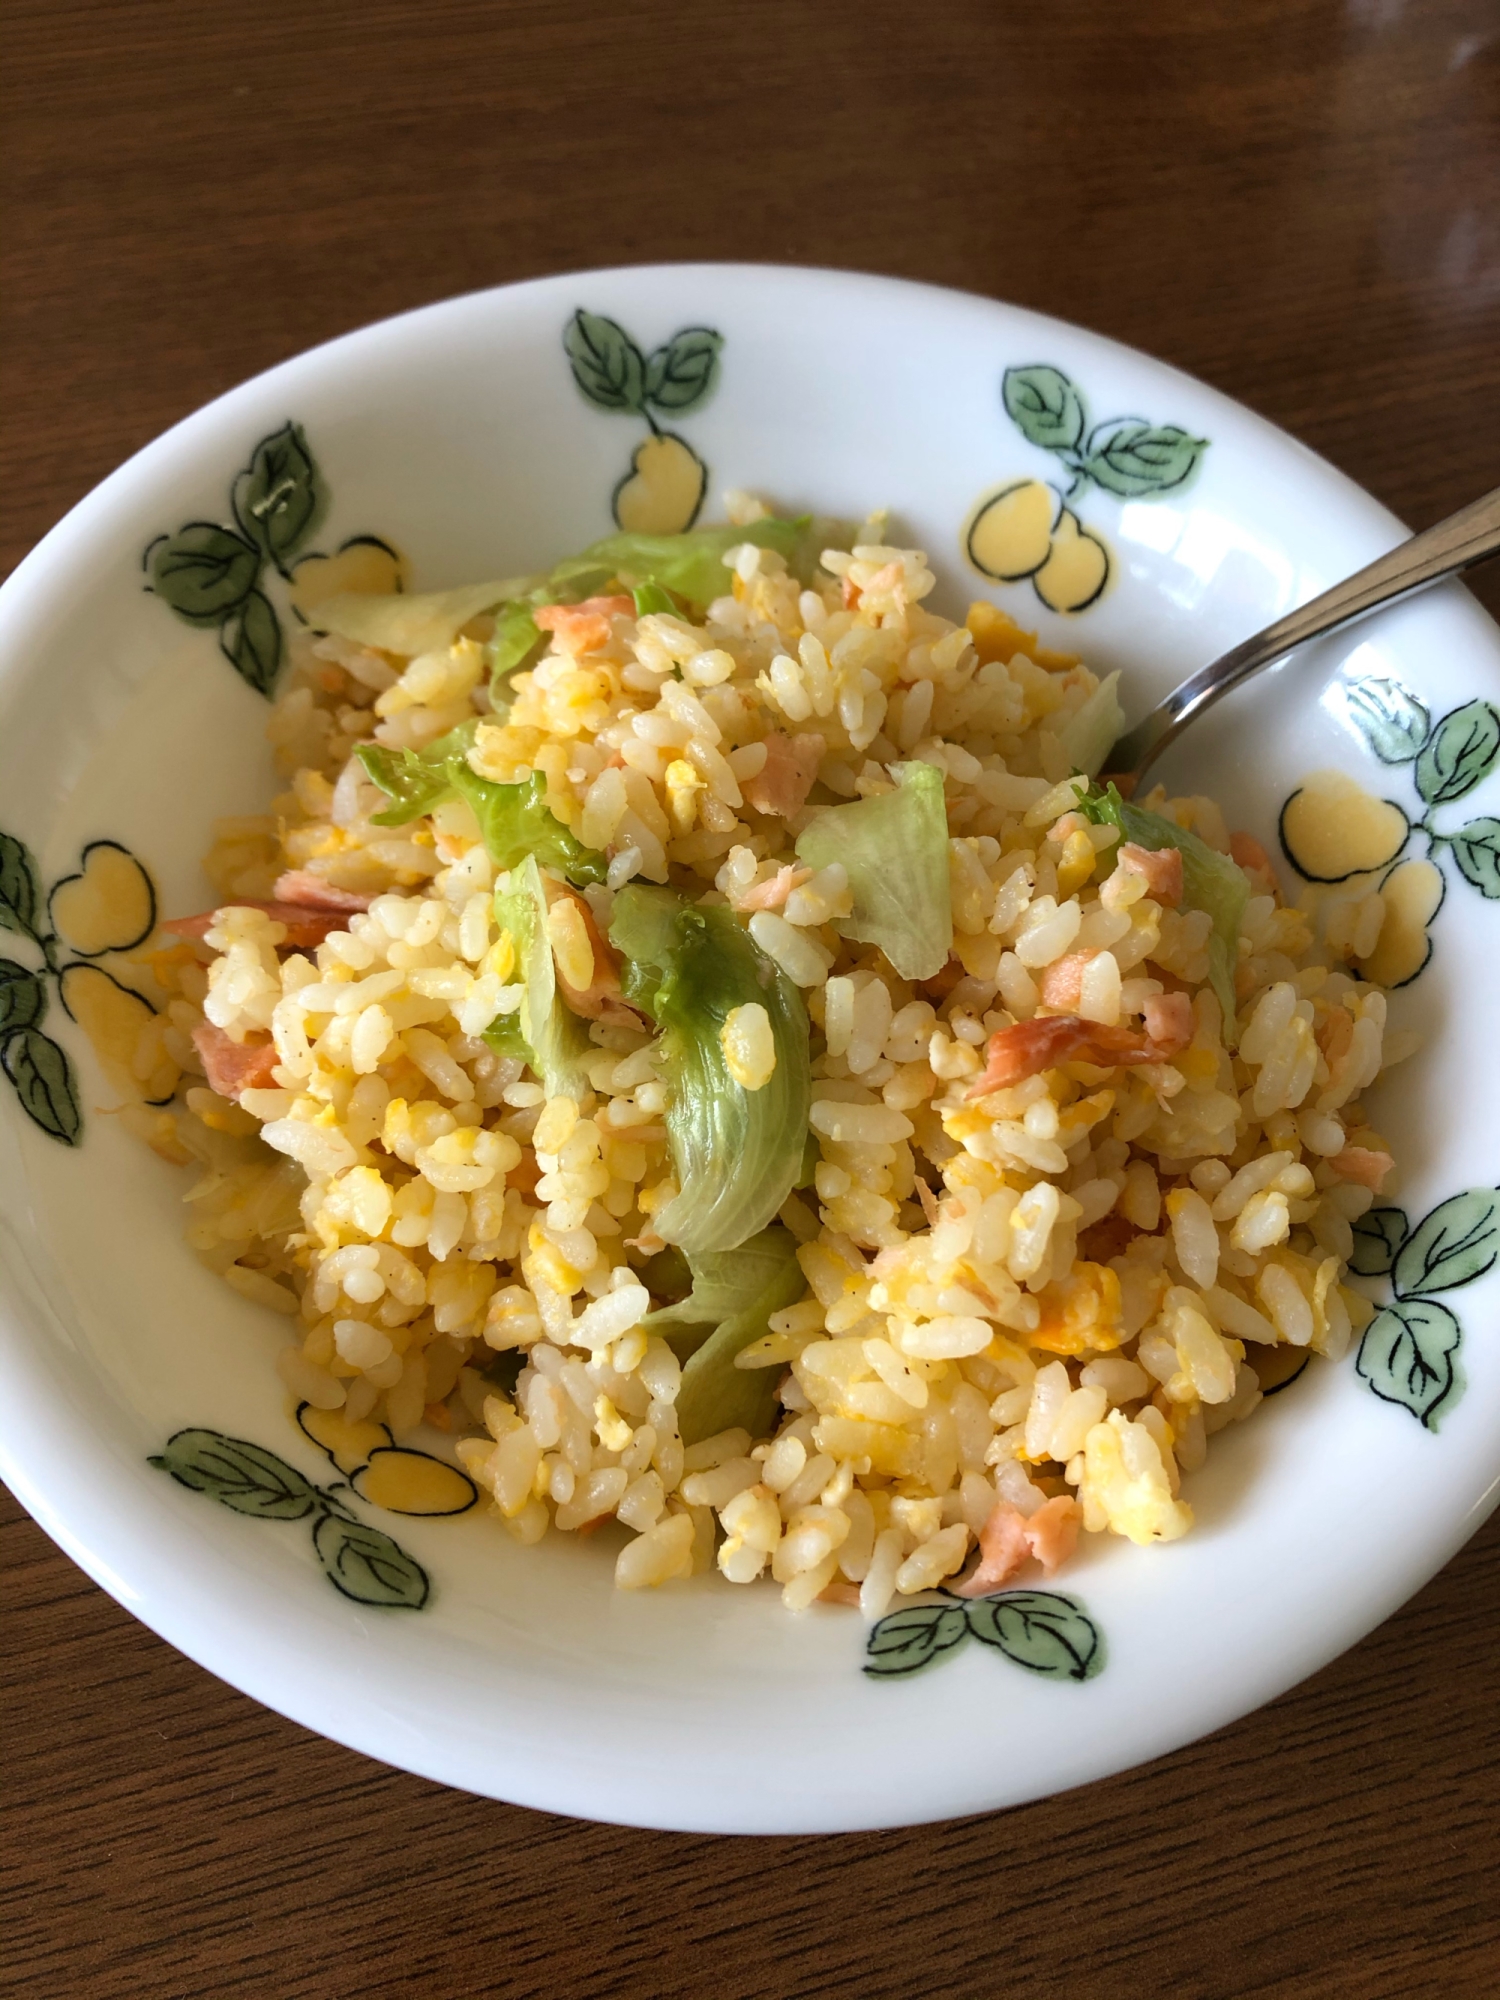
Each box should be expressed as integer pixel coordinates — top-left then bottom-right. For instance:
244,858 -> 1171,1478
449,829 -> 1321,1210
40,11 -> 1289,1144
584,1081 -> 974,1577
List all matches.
4,3 -> 1499,1994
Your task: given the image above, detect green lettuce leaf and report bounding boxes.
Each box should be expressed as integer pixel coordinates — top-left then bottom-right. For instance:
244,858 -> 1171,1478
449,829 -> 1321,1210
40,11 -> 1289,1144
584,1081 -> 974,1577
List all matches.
636,1243 -> 694,1308
631,581 -> 678,617
312,575 -> 543,657
357,730 -> 605,885
795,761 -> 952,979
1079,781 -> 1249,1027
309,511 -> 846,668
357,722 -> 478,826
486,856 -> 591,1100
452,769 -> 605,885
319,516 -> 835,688
651,1227 -> 806,1445
645,1229 -> 797,1332
1057,671 -> 1125,779
481,1008 -> 530,1068
487,600 -> 547,695
786,514 -> 861,584
551,517 -> 804,612
609,886 -> 811,1257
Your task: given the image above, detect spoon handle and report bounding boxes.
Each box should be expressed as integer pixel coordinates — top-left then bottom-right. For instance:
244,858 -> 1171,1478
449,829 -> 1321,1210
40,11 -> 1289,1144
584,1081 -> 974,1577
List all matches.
1109,482 -> 1500,779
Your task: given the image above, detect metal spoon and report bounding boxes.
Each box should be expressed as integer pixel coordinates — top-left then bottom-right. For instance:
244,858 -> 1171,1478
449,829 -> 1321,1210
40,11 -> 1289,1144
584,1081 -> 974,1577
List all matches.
1107,482 -> 1500,782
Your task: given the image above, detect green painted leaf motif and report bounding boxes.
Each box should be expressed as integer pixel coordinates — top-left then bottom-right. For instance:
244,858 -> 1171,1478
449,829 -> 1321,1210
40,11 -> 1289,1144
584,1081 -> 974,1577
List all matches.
965,1590 -> 1105,1681
564,309 -> 647,415
0,833 -> 41,940
0,959 -> 46,1035
149,1429 -> 316,1519
1449,816 -> 1500,898
313,1513 -> 429,1608
148,523 -> 260,624
1081,420 -> 1207,498
863,1602 -> 969,1678
232,423 -> 323,566
1002,365 -> 1086,454
1349,1205 -> 1409,1279
1357,1298 -> 1461,1428
643,326 -> 723,415
1414,700 -> 1500,806
1392,1188 -> 1500,1297
1341,678 -> 1431,765
2,1027 -> 81,1143
219,587 -> 283,696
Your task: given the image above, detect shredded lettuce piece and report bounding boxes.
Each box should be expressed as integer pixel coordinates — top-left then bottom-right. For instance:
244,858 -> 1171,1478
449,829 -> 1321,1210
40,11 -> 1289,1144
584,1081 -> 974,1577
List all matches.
644,1230 -> 795,1331
311,575 -> 542,657
551,518 -> 804,612
487,600 -> 547,696
1079,781 -> 1250,1028
644,1227 -> 805,1444
787,514 -> 860,584
317,517 -> 838,693
609,886 -> 811,1257
357,731 -> 605,885
452,769 -> 605,885
795,761 -> 952,980
636,1243 -> 693,1307
631,581 -> 678,617
309,511 -> 846,671
482,526 -> 803,699
480,1007 -> 530,1068
486,857 -> 591,1099
1057,670 -> 1125,778
357,722 -> 478,826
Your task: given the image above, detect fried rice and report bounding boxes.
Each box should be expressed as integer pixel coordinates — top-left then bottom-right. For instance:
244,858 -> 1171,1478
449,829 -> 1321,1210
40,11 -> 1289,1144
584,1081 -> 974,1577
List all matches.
120,499 -> 1410,1614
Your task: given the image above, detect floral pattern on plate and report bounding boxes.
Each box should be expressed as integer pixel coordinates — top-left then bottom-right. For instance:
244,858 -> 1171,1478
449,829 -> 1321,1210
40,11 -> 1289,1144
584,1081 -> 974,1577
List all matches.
563,308 -> 723,534
150,1419 -> 479,1609
1278,680 -> 1500,985
144,423 -> 401,696
1350,1186 -> 1500,1428
0,831 -> 164,1143
965,364 -> 1208,615
865,1586 -> 1105,1681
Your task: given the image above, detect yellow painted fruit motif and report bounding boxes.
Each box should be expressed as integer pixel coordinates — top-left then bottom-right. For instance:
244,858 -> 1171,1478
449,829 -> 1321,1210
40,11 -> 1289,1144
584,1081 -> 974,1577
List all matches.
1278,769 -> 1409,882
966,479 -> 1057,581
353,1447 -> 478,1516
966,482 -> 1110,613
298,1403 -> 396,1477
613,433 -> 707,535
48,841 -> 155,957
1357,857 -> 1445,988
1032,507 -> 1110,614
288,538 -> 406,621
57,962 -> 177,1103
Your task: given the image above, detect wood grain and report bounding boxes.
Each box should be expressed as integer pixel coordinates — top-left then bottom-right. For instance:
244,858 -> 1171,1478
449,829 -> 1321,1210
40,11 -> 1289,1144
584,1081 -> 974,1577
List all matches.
3,2 -> 1498,1994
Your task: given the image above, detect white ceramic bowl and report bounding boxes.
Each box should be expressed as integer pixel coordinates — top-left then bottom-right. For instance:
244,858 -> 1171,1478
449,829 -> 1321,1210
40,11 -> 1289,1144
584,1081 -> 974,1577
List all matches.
3,265 -> 1498,1834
